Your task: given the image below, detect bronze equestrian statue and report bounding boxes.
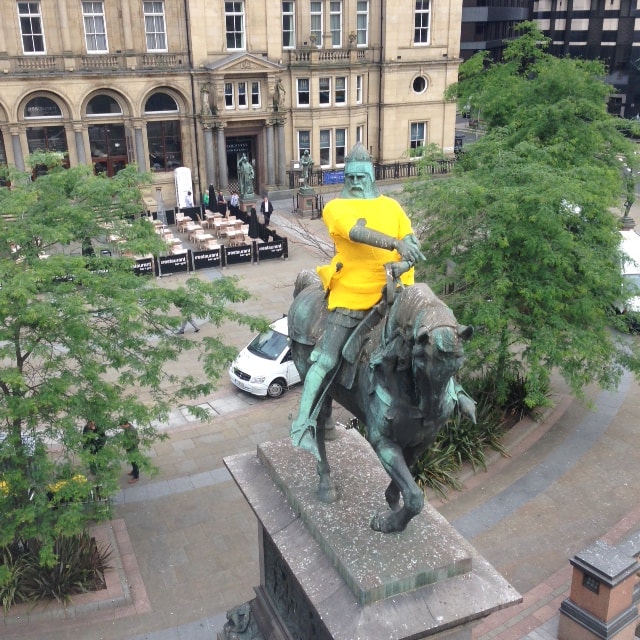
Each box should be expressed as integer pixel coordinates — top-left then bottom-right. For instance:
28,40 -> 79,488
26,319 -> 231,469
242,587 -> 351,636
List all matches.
288,142 -> 475,533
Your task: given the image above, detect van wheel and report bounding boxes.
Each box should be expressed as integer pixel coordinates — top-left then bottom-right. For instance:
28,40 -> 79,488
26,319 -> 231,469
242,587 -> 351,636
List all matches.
267,378 -> 287,398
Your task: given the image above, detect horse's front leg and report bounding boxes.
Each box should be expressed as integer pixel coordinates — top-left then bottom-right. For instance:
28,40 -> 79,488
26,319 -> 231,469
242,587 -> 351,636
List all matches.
369,438 -> 424,533
316,396 -> 339,503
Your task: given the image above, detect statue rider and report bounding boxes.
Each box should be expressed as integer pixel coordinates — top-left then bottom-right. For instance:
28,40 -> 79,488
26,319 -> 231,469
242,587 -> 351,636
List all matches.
290,142 -> 425,460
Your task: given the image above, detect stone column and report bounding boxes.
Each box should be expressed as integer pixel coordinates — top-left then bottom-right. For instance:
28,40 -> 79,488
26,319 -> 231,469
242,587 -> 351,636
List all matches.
119,0 -> 134,52
216,124 -> 228,190
0,13 -> 8,55
202,120 -> 216,188
73,123 -> 87,165
276,118 -> 286,187
55,1 -> 72,52
10,126 -> 25,171
133,121 -> 149,173
265,120 -> 275,186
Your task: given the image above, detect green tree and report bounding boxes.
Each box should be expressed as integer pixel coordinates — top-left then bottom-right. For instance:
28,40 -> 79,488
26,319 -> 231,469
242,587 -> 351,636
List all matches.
405,23 -> 640,408
0,156 -> 261,565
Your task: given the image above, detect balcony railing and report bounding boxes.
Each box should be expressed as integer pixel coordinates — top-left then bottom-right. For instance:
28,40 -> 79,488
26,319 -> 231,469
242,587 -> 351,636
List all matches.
286,47 -> 374,66
10,52 -> 189,74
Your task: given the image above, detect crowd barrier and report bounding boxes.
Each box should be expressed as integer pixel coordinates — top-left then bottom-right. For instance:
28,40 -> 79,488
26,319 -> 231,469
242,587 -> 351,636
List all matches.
133,236 -> 288,277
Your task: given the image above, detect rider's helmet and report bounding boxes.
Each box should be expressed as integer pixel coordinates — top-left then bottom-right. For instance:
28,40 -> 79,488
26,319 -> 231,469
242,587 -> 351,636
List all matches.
341,142 -> 380,198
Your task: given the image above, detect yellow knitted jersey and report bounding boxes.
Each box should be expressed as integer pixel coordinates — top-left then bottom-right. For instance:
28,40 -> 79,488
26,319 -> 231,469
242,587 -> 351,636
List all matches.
317,195 -> 415,310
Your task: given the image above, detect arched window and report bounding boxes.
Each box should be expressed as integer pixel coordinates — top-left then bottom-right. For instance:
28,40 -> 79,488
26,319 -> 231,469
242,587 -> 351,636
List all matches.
24,97 -> 62,119
86,95 -> 123,116
23,97 -> 69,169
145,92 -> 182,172
85,94 -> 128,177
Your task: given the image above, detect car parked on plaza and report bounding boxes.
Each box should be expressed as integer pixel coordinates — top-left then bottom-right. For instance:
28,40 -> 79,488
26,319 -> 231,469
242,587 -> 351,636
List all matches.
228,316 -> 301,398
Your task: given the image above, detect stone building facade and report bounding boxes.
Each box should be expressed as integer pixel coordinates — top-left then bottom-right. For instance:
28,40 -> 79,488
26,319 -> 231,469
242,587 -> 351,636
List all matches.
0,0 -> 461,207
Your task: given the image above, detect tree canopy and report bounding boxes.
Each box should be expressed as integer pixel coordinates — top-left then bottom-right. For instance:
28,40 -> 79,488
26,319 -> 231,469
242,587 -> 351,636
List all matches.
405,23 -> 640,407
0,156 -> 262,564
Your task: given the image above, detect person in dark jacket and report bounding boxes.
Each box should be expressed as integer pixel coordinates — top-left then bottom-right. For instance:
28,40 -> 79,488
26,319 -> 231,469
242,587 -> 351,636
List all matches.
120,420 -> 140,483
83,420 -> 106,475
260,194 -> 274,226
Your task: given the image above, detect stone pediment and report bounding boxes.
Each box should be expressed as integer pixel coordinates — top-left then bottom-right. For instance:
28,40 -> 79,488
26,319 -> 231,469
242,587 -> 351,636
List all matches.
204,52 -> 284,75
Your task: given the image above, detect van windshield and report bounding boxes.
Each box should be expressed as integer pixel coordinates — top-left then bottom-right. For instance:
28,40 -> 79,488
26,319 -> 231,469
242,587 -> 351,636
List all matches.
247,329 -> 289,361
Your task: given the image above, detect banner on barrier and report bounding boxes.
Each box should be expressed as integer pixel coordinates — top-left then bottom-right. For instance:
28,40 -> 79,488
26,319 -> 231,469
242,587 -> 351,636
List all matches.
134,256 -> 155,276
192,247 -> 223,270
257,238 -> 287,261
224,244 -> 253,266
158,253 -> 189,276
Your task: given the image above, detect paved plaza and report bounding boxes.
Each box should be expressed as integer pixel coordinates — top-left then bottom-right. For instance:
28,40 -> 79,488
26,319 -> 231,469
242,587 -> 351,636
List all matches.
4,190 -> 640,640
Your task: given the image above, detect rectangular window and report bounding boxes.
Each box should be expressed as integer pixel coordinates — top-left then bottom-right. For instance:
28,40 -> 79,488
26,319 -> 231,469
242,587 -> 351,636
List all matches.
410,122 -> 426,154
335,128 -> 346,165
356,0 -> 368,46
335,77 -> 346,105
143,1 -> 167,51
225,1 -> 245,50
18,2 -> 45,54
356,124 -> 364,144
330,1 -> 342,47
319,77 -> 331,105
298,130 -> 311,163
310,1 -> 322,47
356,75 -> 363,104
282,1 -> 295,49
225,82 -> 234,109
414,0 -> 430,45
147,120 -> 182,173
83,1 -> 108,53
251,81 -> 261,107
238,82 -> 248,109
297,78 -> 310,106
319,129 -> 331,166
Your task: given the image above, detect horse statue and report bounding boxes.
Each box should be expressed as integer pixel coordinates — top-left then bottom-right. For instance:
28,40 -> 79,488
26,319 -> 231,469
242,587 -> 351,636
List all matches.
288,270 -> 476,534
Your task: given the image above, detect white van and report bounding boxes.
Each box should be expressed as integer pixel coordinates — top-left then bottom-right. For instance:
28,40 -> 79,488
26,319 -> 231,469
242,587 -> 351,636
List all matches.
620,229 -> 640,316
228,316 -> 301,398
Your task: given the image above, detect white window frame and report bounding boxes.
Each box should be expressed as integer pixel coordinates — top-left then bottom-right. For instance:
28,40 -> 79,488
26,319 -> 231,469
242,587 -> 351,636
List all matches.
329,1 -> 342,48
251,81 -> 261,107
335,76 -> 346,105
319,77 -> 331,106
143,1 -> 167,52
282,1 -> 295,49
225,1 -> 245,51
410,122 -> 426,155
82,2 -> 108,53
414,0 -> 430,46
310,1 -> 322,47
238,82 -> 248,109
18,2 -> 46,55
225,82 -> 235,109
356,124 -> 364,144
335,128 -> 346,166
319,129 -> 331,167
356,0 -> 368,47
356,75 -> 363,104
297,130 -> 311,164
297,78 -> 310,107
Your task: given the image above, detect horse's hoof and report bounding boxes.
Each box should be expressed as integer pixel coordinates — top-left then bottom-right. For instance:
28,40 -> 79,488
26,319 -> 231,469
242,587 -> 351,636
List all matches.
370,510 -> 406,534
318,484 -> 339,503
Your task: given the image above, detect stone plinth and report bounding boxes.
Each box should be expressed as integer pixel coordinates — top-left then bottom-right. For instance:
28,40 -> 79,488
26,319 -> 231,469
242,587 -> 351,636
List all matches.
296,191 -> 318,218
223,426 -> 521,640
559,540 -> 639,640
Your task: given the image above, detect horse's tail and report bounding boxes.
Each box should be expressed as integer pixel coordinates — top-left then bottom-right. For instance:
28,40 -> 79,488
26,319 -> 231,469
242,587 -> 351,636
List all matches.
293,269 -> 322,298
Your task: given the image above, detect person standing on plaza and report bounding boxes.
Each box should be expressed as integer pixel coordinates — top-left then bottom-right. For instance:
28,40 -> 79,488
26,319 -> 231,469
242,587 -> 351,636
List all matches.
184,191 -> 194,207
229,191 -> 240,217
82,419 -> 106,475
217,190 -> 227,217
120,420 -> 140,484
260,194 -> 274,226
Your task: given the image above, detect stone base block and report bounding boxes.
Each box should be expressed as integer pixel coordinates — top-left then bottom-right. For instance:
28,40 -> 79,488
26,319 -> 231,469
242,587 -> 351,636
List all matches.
224,426 -> 521,640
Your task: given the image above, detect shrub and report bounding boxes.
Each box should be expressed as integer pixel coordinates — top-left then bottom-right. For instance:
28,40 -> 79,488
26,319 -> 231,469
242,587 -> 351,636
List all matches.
0,532 -> 111,612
